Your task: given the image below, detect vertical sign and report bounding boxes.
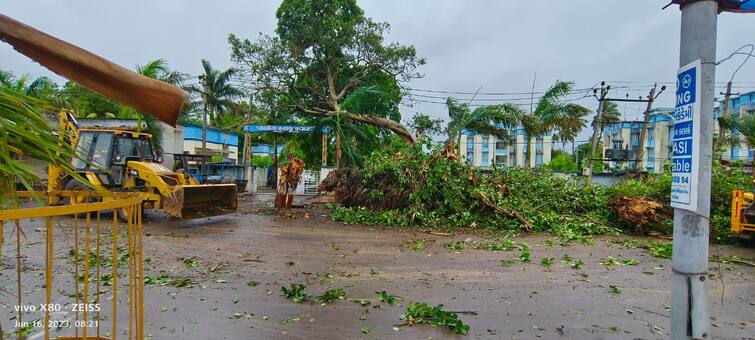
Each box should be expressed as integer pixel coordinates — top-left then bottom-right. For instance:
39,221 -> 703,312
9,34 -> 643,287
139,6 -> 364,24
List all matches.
670,60 -> 701,211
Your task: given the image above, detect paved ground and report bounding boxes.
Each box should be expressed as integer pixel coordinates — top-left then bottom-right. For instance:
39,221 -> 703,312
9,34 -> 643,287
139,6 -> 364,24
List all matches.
1,194 -> 754,339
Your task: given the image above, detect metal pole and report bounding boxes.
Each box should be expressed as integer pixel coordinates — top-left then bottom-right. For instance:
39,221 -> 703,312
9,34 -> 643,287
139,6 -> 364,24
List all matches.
200,74 -> 209,176
672,1 -> 716,339
243,94 -> 254,192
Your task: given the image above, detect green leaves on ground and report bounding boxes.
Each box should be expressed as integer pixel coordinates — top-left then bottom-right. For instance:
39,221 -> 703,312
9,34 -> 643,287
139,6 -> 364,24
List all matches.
314,288 -> 346,305
600,256 -> 639,267
519,250 -> 531,263
281,283 -> 309,303
377,291 -> 400,305
401,302 -> 470,335
648,242 -> 672,259
540,257 -> 554,269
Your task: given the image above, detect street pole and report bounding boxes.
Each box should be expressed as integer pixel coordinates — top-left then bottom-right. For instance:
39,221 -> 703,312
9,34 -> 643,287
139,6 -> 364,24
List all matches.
243,94 -> 254,192
321,132 -> 328,166
717,81 -> 733,157
586,82 -> 608,183
199,74 -> 209,176
672,1 -> 716,339
634,84 -> 658,170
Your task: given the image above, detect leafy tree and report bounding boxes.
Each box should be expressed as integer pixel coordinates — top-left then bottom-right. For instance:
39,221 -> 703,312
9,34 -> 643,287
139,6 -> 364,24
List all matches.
228,0 -> 425,168
718,114 -> 755,164
409,113 -> 443,140
544,150 -> 577,172
513,81 -> 590,168
577,142 -> 604,173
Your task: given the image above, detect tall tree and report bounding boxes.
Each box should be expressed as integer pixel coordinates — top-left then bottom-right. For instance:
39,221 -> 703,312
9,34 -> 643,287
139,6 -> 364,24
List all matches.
228,0 -> 425,167
600,100 -> 622,123
514,80 -> 590,168
188,59 -> 243,127
445,98 -> 521,149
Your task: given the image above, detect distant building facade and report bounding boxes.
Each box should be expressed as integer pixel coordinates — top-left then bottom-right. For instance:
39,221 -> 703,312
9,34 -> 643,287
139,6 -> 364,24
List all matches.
601,109 -> 674,173
182,125 -> 239,163
714,90 -> 755,162
459,129 -> 552,167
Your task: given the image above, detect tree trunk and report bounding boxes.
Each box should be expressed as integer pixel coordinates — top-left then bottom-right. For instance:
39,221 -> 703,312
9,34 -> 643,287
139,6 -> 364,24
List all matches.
525,136 -> 532,169
335,132 -> 342,169
303,109 -> 416,145
272,134 -> 278,188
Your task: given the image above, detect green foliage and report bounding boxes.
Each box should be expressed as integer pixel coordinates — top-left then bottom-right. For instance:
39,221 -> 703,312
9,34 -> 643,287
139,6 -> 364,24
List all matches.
540,257 -> 554,269
251,155 -> 273,168
0,91 -> 81,206
519,250 -> 531,262
648,242 -> 673,259
330,146 -> 619,243
600,256 -> 639,266
314,288 -> 346,304
377,291 -> 400,305
409,113 -> 443,139
577,142 -> 604,173
401,301 -> 470,335
611,160 -> 749,243
281,283 -> 309,303
545,150 -> 577,172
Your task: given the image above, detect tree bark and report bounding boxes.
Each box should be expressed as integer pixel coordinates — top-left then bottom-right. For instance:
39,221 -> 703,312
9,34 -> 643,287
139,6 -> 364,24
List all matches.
525,136 -> 532,169
335,132 -> 342,169
300,108 -> 416,145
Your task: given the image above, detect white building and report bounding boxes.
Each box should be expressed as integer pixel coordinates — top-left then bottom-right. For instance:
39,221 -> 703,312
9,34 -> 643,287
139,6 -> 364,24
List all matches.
458,129 -> 552,167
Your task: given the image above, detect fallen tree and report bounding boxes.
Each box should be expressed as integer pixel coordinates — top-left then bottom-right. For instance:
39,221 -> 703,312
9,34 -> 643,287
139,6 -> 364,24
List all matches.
319,145 -> 747,244
319,145 -> 618,244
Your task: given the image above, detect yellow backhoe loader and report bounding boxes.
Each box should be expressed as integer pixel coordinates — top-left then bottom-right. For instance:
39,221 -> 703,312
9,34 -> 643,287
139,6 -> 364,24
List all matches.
731,187 -> 755,239
48,111 -> 237,219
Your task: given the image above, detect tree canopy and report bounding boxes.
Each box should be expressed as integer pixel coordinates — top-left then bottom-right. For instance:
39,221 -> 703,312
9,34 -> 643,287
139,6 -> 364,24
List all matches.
228,0 -> 425,153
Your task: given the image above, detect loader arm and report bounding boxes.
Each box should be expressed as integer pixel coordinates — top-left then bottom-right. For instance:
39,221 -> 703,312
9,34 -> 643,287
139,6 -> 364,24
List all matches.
126,161 -> 237,218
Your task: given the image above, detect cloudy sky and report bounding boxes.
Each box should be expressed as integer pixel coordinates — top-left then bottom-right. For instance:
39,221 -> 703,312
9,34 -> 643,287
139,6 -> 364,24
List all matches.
2,1 -> 754,143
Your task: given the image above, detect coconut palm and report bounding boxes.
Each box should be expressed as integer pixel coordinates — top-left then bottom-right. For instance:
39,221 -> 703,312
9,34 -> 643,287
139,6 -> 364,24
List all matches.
515,80 -> 590,168
0,90 -> 80,206
600,100 -> 621,123
445,97 -> 521,150
188,59 -> 243,126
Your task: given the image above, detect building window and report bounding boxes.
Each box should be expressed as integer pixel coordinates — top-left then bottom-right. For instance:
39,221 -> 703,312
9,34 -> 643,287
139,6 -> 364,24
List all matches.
495,155 -> 507,165
630,132 -> 640,150
481,151 -> 489,166
535,154 -> 543,166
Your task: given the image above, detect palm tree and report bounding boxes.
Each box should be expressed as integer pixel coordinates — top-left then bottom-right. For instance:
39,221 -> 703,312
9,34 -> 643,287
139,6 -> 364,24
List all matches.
514,80 -> 590,168
187,59 -> 243,155
718,114 -> 755,164
600,100 -> 622,123
445,97 -> 521,151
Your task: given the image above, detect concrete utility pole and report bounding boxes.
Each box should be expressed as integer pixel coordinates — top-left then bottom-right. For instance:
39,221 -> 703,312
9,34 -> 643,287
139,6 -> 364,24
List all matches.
243,94 -> 254,192
199,74 -> 210,176
672,1 -> 716,338
717,81 -> 734,154
634,84 -> 663,169
586,82 -> 609,183
321,132 -> 328,166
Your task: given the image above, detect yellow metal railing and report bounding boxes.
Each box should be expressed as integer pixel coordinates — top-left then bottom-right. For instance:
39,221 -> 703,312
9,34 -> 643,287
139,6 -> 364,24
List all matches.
0,194 -> 145,340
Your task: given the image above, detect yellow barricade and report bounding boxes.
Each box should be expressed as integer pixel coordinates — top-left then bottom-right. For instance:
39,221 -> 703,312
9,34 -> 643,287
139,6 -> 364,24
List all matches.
0,194 -> 145,340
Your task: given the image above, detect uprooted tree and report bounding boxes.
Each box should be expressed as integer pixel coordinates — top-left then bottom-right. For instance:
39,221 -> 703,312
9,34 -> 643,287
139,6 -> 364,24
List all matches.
228,0 -> 425,168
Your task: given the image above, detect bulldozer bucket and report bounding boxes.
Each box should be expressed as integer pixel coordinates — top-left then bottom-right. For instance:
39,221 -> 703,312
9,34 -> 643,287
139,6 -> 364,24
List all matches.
163,184 -> 238,219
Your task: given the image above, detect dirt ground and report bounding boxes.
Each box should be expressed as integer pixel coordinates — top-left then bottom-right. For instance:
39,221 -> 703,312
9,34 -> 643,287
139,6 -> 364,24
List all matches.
2,193 -> 754,339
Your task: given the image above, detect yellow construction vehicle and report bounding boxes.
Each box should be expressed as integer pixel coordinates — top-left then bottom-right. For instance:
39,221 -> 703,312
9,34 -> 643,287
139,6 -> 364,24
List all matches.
731,189 -> 755,239
48,111 -> 237,219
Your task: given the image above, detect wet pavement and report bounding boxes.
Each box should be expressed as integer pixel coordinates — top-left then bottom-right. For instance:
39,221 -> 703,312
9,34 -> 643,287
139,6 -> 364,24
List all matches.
1,194 -> 754,339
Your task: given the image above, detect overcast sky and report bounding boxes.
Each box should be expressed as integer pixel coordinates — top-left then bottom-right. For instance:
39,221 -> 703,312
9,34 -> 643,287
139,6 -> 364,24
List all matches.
2,1 -> 754,143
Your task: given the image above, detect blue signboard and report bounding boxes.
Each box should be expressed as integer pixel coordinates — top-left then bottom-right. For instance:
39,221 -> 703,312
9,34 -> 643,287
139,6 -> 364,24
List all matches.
243,125 -> 329,133
671,0 -> 755,12
670,60 -> 702,211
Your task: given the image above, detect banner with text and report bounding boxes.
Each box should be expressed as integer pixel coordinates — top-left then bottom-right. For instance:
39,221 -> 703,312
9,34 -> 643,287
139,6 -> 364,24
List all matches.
670,60 -> 702,211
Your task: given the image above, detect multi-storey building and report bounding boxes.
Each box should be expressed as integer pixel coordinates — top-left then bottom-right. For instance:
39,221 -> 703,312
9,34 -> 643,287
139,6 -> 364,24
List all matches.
601,108 -> 674,173
182,125 -> 239,163
714,90 -> 755,162
458,129 -> 552,167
